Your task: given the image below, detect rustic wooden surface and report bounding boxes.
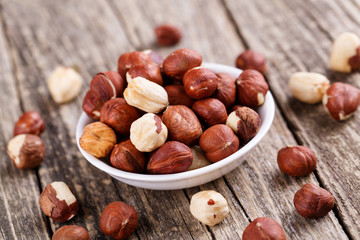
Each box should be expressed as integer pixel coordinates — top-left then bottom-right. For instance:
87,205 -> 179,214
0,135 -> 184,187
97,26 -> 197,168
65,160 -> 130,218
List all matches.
0,0 -> 359,239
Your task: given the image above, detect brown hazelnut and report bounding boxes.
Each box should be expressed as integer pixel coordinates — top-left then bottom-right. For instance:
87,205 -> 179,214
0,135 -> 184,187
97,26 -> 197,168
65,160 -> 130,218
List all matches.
14,111 -> 45,136
192,98 -> 227,127
242,217 -> 286,240
163,48 -> 202,80
39,181 -> 79,222
294,183 -> 335,218
7,134 -> 45,169
322,82 -> 360,121
126,63 -> 163,85
147,141 -> 193,174
117,51 -> 153,79
183,67 -> 219,99
235,50 -> 267,74
154,24 -> 182,46
110,140 -> 146,173
99,201 -> 138,240
79,122 -> 116,158
199,124 -> 239,162
52,225 -> 90,240
277,146 -> 317,177
100,98 -> 140,136
161,105 -> 202,146
231,105 -> 243,112
236,70 -> 269,107
212,73 -> 237,108
348,46 -> 360,72
165,85 -> 194,108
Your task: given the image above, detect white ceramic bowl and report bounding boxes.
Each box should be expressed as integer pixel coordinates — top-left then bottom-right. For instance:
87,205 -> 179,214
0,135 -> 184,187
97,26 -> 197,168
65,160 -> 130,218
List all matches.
76,63 -> 275,190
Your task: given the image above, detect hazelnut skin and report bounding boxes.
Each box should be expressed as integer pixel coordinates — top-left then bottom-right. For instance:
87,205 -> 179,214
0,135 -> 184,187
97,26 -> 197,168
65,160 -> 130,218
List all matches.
110,140 -> 146,173
277,146 -> 316,177
14,111 -> 45,136
235,50 -> 267,74
212,73 -> 237,108
52,225 -> 90,240
126,63 -> 163,85
183,67 -> 219,99
165,85 -> 194,108
192,98 -> 227,127
294,183 -> 335,218
154,24 -> 182,46
142,49 -> 164,67
242,217 -> 287,240
117,51 -> 153,79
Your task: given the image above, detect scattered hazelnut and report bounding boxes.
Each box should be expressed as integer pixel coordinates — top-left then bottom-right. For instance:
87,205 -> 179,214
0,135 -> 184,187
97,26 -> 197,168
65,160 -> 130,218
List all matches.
322,82 -> 360,121
130,113 -> 168,152
289,72 -> 330,104
189,190 -> 229,226
183,67 -> 219,99
212,73 -> 237,108
52,225 -> 90,240
165,85 -> 194,108
294,183 -> 335,218
192,98 -> 227,127
79,122 -> 116,158
242,217 -> 287,240
154,24 -> 182,46
277,146 -> 317,177
126,63 -> 163,85
142,49 -> 164,67
47,66 -> 83,104
235,50 -> 267,74
7,134 -> 45,169
100,201 -> 138,240
188,145 -> 211,171
110,140 -> 146,173
14,111 -> 45,136
117,51 -> 153,79
39,181 -> 79,222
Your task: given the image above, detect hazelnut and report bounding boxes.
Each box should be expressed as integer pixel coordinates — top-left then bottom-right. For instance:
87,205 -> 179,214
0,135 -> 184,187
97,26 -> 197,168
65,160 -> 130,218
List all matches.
79,122 -> 116,158
188,145 -> 211,171
100,201 -> 138,240
110,140 -> 146,173
226,107 -> 261,144
277,146 -> 317,177
7,134 -> 45,169
199,124 -> 239,162
47,66 -> 83,104
236,69 -> 269,107
154,24 -> 182,46
235,50 -> 267,74
189,190 -> 229,226
126,63 -> 163,85
289,72 -> 330,104
242,217 -> 286,240
165,85 -> 194,108
192,98 -> 227,127
147,141 -> 193,174
294,183 -> 335,218
183,67 -> 219,99
117,51 -> 153,79
161,105 -> 202,146
142,49 -> 164,67
39,181 -> 79,222
52,225 -> 90,240
130,113 -> 168,152
212,73 -> 237,108
14,111 -> 45,136
322,82 -> 360,121
124,77 -> 169,113
100,98 -> 140,136
163,48 -> 202,80
330,32 -> 360,73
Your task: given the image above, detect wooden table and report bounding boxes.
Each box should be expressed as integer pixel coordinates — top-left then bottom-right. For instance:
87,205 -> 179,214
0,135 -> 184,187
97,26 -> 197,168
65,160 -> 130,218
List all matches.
1,0 -> 359,239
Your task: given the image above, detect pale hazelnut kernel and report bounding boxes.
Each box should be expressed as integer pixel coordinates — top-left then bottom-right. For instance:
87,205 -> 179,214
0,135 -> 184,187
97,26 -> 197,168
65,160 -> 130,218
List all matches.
130,113 -> 168,152
289,72 -> 330,104
190,190 -> 229,226
188,145 -> 211,171
124,77 -> 169,113
47,66 -> 83,103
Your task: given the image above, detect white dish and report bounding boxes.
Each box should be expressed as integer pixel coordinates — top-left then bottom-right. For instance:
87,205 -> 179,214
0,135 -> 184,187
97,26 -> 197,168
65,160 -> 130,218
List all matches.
76,63 -> 275,190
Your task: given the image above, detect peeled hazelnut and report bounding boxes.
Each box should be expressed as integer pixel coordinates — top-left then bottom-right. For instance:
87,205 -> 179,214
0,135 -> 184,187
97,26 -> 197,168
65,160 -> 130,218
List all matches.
165,85 -> 194,108
188,145 -> 211,171
110,140 -> 146,173
294,183 -> 335,218
99,201 -> 138,240
330,32 -> 360,73
183,67 -> 219,99
124,77 -> 169,113
277,146 -> 317,177
236,69 -> 269,107
212,73 -> 237,108
47,66 -> 83,104
226,107 -> 261,144
100,98 -> 140,136
289,72 -> 330,104
242,217 -> 287,240
130,113 -> 168,152
161,105 -> 202,146
235,50 -> 267,74
79,122 -> 116,158
190,190 -> 229,226
155,24 -> 182,46
163,48 -> 202,80
117,51 -> 153,79
192,98 -> 227,127
126,63 -> 163,85
7,134 -> 45,169
52,225 -> 90,240
322,82 -> 360,121
39,181 -> 79,222
142,49 -> 164,67
14,111 -> 45,136
147,141 -> 193,174
199,124 -> 239,162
